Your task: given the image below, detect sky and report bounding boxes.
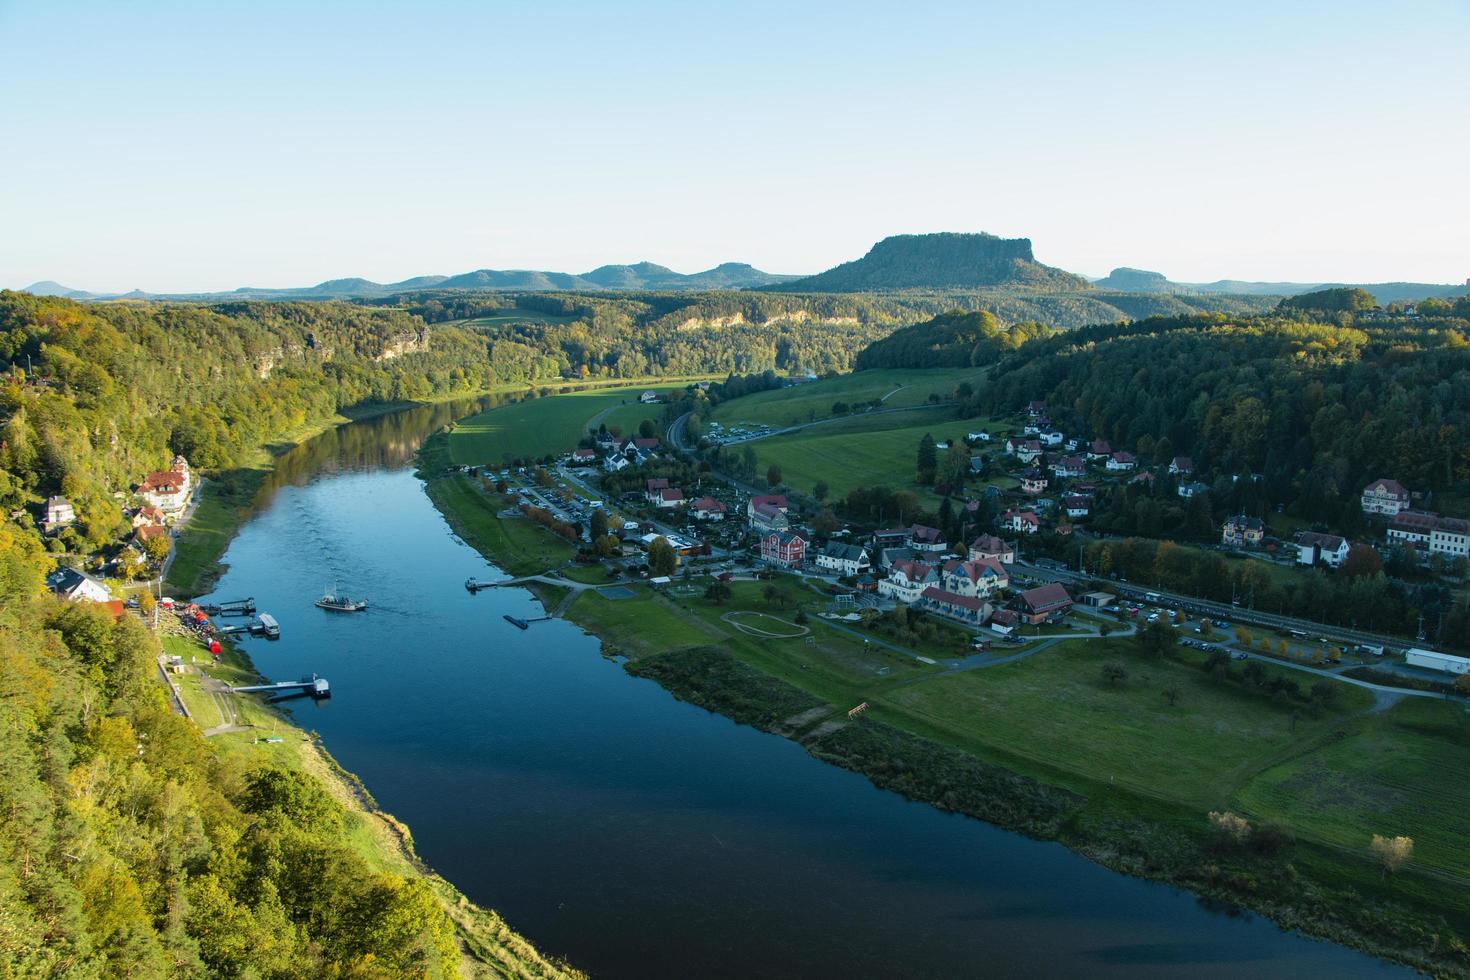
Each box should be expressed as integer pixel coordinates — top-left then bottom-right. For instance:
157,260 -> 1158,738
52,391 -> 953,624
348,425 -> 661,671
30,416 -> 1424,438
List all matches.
1,0 -> 1467,293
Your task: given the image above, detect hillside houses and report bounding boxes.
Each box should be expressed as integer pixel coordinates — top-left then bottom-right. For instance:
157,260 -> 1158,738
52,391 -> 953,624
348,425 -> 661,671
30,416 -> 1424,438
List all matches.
138,456 -> 192,515
1105,451 -> 1136,472
1361,478 -> 1410,516
43,495 -> 75,532
1086,439 -> 1112,461
1050,455 -> 1086,479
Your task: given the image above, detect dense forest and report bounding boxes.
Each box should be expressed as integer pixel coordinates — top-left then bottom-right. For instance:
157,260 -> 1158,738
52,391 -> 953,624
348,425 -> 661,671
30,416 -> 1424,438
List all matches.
0,540 -> 465,976
853,310 -> 1057,369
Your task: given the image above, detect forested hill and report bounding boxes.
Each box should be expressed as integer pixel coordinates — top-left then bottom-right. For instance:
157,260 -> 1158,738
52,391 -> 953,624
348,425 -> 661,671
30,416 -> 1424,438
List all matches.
765,233 -> 1092,292
852,310 -> 1056,369
967,309 -> 1470,527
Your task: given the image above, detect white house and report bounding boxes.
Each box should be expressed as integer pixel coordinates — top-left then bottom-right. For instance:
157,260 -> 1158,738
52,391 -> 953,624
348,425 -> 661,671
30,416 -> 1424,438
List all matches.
43,495 -> 76,530
1105,452 -> 1137,472
603,452 -> 631,473
968,534 -> 1016,564
1000,509 -> 1041,534
654,488 -> 685,510
1430,517 -> 1470,559
1361,478 -> 1410,516
940,557 -> 1008,598
1168,456 -> 1194,477
1177,481 -> 1210,499
690,496 -> 727,521
816,541 -> 870,577
967,431 -> 992,443
1297,531 -> 1350,567
46,567 -> 111,603
1039,429 -> 1064,447
877,560 -> 938,603
639,390 -> 661,404
138,456 -> 192,515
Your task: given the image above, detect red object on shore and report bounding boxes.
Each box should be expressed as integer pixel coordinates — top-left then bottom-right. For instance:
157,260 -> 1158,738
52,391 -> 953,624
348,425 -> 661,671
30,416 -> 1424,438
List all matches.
208,640 -> 222,654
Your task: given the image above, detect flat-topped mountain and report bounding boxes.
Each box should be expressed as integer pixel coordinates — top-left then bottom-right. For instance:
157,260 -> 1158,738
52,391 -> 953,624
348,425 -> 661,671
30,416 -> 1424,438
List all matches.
768,233 -> 1092,293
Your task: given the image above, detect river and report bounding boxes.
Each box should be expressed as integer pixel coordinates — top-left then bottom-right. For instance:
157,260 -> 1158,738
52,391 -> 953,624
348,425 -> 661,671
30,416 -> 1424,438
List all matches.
201,401 -> 1405,979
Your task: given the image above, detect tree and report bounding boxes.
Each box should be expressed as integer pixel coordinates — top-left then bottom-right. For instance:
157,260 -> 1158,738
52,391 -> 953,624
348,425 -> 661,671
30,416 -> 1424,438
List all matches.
936,445 -> 970,492
1370,834 -> 1413,875
1209,810 -> 1251,844
1101,662 -> 1127,686
590,507 -> 608,539
794,609 -> 808,625
916,433 -> 937,485
593,534 -> 619,558
766,464 -> 783,488
138,590 -> 157,617
813,481 -> 829,501
647,536 -> 677,576
703,581 -> 732,604
1138,620 -> 1175,657
1161,685 -> 1180,706
1340,543 -> 1383,579
142,534 -> 171,563
638,418 -> 657,439
1455,673 -> 1470,697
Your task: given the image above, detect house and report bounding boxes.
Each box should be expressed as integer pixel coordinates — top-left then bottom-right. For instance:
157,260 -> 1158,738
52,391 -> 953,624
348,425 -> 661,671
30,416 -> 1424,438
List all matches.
1080,591 -> 1117,608
690,496 -> 727,521
644,477 -> 670,498
1297,531 -> 1350,567
1430,516 -> 1470,559
1026,400 -> 1047,417
1105,451 -> 1137,472
135,524 -> 170,547
1039,429 -> 1065,447
871,527 -> 910,551
1000,509 -> 1041,535
748,495 -> 790,531
1062,495 -> 1091,519
654,488 -> 685,510
877,546 -> 916,570
1130,470 -> 1156,488
43,495 -> 76,530
919,587 -> 991,625
941,557 -> 1008,597
968,455 -> 986,475
603,452 -> 631,473
639,390 -> 660,404
1221,514 -> 1265,548
1177,481 -> 1210,499
877,560 -> 939,603
1055,521 -> 1074,536
1168,456 -> 1194,477
1016,583 -> 1073,624
1021,469 -> 1048,495
1361,478 -> 1410,516
968,534 -> 1016,565
633,437 -> 661,452
967,431 -> 992,443
570,448 -> 598,465
906,524 -> 947,553
1387,509 -> 1437,548
1050,455 -> 1087,479
138,456 -> 192,515
132,506 -> 166,529
46,567 -> 111,603
1086,439 -> 1112,460
988,608 -> 1020,633
816,541 -> 870,576
1015,440 -> 1044,465
760,530 -> 806,568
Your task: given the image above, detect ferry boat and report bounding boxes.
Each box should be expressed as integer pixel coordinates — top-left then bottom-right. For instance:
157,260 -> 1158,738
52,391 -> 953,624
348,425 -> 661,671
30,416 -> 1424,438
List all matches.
315,591 -> 368,612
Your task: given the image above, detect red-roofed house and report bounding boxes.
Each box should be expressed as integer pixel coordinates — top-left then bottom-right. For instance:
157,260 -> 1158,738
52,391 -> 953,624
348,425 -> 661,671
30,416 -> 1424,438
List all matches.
654,488 -> 685,510
691,496 -> 727,521
1168,456 -> 1194,476
941,558 -> 1009,598
919,587 -> 991,625
1106,451 -> 1137,472
1050,455 -> 1087,479
878,560 -> 938,603
1001,509 -> 1041,534
968,534 -> 1016,564
1086,439 -> 1112,460
760,530 -> 806,568
1016,583 -> 1073,624
748,494 -> 790,531
571,447 -> 598,464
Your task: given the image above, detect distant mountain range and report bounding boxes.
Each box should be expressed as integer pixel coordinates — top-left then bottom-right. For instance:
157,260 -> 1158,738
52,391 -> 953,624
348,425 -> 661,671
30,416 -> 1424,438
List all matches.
18,240 -> 1467,305
1092,267 -> 1469,306
18,261 -> 798,301
767,233 -> 1091,293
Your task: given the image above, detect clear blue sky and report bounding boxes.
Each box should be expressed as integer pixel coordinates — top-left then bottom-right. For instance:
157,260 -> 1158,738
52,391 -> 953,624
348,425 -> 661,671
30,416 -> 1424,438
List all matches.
2,0 -> 1466,292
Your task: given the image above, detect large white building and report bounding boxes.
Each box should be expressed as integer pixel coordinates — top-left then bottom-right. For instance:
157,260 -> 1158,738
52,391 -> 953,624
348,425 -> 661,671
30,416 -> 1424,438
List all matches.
1361,478 -> 1410,516
1405,648 -> 1470,675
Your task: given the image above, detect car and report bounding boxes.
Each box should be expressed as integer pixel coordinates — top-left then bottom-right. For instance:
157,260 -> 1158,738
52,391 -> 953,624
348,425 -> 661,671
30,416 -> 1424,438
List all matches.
1146,613 -> 1159,622
1216,621 -> 1231,629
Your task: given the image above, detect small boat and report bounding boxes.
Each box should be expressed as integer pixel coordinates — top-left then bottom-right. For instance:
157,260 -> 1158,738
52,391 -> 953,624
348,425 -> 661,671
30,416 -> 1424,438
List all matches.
316,586 -> 368,612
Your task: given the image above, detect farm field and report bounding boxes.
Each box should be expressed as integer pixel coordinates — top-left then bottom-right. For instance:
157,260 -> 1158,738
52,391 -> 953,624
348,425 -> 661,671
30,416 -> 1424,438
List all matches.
877,639 -> 1372,804
446,383 -> 685,464
750,409 -> 1013,499
712,368 -> 988,429
1234,697 -> 1470,879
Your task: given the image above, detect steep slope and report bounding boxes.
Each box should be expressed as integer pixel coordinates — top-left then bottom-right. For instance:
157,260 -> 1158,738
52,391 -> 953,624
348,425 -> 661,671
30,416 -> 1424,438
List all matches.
770,232 -> 1092,292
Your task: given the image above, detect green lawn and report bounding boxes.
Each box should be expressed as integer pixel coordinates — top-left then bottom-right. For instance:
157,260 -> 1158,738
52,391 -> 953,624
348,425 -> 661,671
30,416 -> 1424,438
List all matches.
878,640 -> 1370,805
446,384 -> 686,464
1234,697 -> 1470,879
752,410 -> 1011,499
712,368 -> 989,429
424,475 -> 575,575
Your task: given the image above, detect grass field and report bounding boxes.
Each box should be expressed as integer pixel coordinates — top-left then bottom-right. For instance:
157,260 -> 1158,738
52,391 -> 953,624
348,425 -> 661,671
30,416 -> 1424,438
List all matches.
712,368 -> 989,429
424,475 -> 575,575
1234,697 -> 1470,880
751,409 -> 1012,498
446,384 -> 686,464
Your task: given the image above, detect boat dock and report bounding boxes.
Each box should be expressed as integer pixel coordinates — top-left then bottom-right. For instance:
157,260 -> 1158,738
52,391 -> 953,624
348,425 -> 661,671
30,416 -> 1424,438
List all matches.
231,674 -> 330,699
201,597 -> 256,616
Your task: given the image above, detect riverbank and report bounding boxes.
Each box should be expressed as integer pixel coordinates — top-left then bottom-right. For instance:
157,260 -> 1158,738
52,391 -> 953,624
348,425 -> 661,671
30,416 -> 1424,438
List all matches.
421,468 -> 1470,976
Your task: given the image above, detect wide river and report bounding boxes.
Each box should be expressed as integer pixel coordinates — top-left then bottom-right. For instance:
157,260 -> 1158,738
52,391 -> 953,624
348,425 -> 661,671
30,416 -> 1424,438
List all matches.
203,399 -> 1404,979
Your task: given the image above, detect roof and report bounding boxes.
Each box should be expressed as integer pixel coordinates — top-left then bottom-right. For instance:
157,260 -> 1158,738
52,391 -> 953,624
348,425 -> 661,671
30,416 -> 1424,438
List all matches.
140,471 -> 183,492
891,560 -> 936,583
572,448 -> 597,458
1364,478 -> 1408,497
646,478 -> 670,491
136,524 -> 168,541
821,541 -> 867,561
942,558 -> 1005,583
969,534 -> 1013,554
1019,582 -> 1072,613
1110,451 -> 1136,463
750,494 -> 787,511
1298,530 -> 1347,551
908,524 -> 944,544
990,609 -> 1020,626
1089,439 -> 1111,453
1171,456 -> 1194,469
921,586 -> 986,611
765,530 -> 804,547
1225,514 -> 1264,531
692,496 -> 726,512
1390,510 -> 1440,531
658,488 -> 684,503
633,437 -> 660,450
